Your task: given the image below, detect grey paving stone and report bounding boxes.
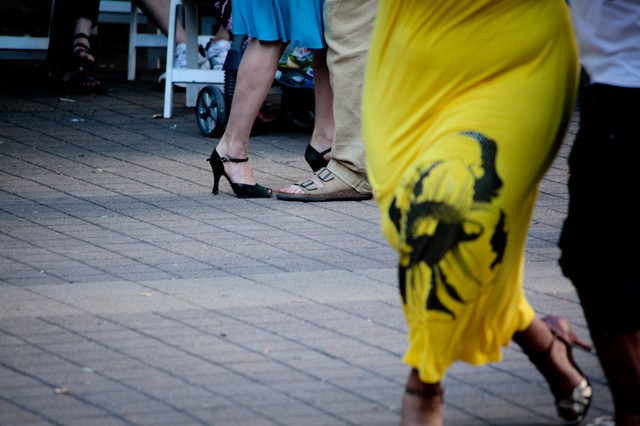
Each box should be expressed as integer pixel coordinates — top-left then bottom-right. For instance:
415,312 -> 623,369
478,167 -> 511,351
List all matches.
0,50 -> 613,426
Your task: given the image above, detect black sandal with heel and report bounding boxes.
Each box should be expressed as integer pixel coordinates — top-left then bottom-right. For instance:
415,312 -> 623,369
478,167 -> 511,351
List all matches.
532,316 -> 593,425
72,33 -> 96,68
48,33 -> 102,94
48,66 -> 103,94
207,149 -> 272,198
304,145 -> 331,172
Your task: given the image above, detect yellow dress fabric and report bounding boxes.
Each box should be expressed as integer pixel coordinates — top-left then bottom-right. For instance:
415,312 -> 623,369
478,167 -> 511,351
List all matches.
362,0 -> 579,383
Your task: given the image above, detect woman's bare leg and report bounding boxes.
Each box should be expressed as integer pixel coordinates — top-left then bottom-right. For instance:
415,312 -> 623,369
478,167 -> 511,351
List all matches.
401,368 -> 443,426
215,39 -> 284,185
593,331 -> 640,426
73,17 -> 95,62
514,317 -> 585,396
134,0 -> 187,44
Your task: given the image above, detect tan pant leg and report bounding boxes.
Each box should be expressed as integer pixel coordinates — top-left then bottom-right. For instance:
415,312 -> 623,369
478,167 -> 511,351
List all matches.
323,0 -> 376,194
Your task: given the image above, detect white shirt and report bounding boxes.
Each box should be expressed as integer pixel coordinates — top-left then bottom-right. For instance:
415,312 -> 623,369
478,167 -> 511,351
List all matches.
571,0 -> 640,87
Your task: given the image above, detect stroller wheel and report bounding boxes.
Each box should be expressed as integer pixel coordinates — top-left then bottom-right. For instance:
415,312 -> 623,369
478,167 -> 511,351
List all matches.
281,90 -> 315,130
196,85 -> 226,137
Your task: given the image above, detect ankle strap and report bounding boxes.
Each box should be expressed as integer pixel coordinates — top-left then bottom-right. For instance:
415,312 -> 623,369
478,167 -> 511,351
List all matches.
219,155 -> 248,163
73,33 -> 91,42
405,384 -> 444,397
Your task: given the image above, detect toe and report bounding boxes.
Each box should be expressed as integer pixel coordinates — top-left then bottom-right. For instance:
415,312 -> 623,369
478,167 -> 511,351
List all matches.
279,184 -> 304,194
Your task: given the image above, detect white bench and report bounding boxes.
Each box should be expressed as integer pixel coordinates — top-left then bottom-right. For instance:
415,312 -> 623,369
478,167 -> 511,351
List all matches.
0,1 -> 167,80
0,36 -> 49,60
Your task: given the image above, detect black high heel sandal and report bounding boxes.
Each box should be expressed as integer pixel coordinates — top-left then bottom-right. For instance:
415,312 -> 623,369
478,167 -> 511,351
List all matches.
534,316 -> 593,425
304,145 -> 331,172
207,149 -> 272,198
48,67 -> 103,94
72,33 -> 96,68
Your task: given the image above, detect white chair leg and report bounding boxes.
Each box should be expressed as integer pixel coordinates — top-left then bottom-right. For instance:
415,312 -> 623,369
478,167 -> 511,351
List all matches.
127,2 -> 138,81
184,1 -> 200,107
162,0 -> 225,118
163,0 -> 181,118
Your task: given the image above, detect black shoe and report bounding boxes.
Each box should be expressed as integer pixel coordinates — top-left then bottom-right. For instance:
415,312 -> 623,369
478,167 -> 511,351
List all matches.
304,145 -> 331,172
207,149 -> 272,198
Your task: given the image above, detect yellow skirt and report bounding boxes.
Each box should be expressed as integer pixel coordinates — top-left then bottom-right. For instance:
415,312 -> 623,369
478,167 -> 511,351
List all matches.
362,0 -> 578,383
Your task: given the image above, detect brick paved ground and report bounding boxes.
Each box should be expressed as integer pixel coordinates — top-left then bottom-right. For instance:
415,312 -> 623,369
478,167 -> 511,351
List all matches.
0,50 -> 613,425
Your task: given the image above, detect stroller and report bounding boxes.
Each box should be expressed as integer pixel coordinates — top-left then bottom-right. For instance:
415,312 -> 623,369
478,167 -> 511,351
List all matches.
195,38 -> 315,137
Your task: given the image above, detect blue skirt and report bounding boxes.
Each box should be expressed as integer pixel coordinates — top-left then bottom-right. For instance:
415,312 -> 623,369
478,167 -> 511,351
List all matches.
232,0 -> 325,49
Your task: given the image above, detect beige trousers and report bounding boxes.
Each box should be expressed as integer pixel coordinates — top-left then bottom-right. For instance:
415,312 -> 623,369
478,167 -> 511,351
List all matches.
323,0 -> 376,195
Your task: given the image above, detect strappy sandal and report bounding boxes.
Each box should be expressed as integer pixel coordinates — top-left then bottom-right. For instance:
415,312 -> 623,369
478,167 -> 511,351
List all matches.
206,149 -> 272,198
532,316 -> 593,425
304,144 -> 331,172
72,33 -> 96,68
49,66 -> 103,95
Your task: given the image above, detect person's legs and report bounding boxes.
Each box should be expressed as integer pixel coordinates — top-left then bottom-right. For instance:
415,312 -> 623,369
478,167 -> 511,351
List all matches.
276,0 -> 374,200
400,292 -> 593,424
47,0 -> 74,70
214,0 -> 233,36
211,0 -> 232,43
212,38 -> 283,186
514,316 -> 593,424
559,83 -> 640,425
401,369 -> 443,426
133,0 -> 186,45
567,270 -> 640,425
593,332 -> 640,426
71,17 -> 95,64
47,0 -> 99,68
361,0 -> 584,422
306,48 -> 334,166
47,0 -> 102,92
321,0 -> 374,193
70,0 -> 100,64
567,269 -> 640,426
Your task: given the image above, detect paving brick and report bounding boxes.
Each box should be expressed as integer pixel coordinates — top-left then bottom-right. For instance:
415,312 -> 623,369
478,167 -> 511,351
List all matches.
0,52 -> 613,426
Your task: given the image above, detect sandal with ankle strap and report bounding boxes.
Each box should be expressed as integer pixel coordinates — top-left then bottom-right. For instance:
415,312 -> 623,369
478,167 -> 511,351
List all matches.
49,66 -> 103,94
72,33 -> 96,68
542,315 -> 593,352
532,316 -> 593,425
304,145 -> 331,172
206,149 -> 272,198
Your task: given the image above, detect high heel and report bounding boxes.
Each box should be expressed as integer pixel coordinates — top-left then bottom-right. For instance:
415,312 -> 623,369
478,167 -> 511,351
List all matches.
542,315 -> 592,352
304,145 -> 331,172
537,316 -> 593,425
72,33 -> 96,69
206,149 -> 272,198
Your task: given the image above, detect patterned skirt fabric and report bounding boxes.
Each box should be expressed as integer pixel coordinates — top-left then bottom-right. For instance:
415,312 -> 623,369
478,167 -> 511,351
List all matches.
362,0 -> 579,382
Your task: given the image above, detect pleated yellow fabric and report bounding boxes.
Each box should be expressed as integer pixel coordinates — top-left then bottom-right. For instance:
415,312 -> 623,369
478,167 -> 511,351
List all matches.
362,0 -> 579,383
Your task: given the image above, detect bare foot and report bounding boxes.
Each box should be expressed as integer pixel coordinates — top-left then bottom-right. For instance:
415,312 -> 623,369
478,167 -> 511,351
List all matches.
278,173 -> 324,194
